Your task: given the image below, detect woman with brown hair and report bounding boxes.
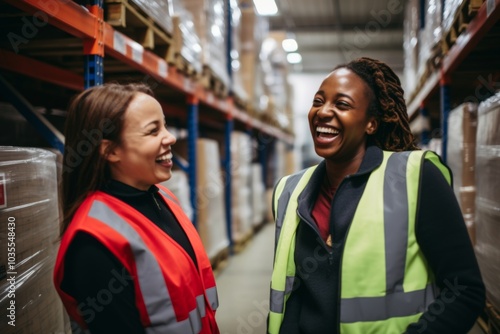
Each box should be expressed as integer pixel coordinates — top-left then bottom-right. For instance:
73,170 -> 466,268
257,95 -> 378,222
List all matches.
268,57 -> 485,333
53,83 -> 220,333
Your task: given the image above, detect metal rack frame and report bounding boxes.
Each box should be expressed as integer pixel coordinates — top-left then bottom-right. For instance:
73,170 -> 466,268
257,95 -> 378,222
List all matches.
1,0 -> 294,236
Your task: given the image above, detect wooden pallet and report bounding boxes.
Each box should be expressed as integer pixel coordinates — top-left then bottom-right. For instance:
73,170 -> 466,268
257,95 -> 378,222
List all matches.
167,15 -> 202,78
169,53 -> 200,79
210,246 -> 230,275
230,90 -> 249,112
104,0 -> 174,60
200,65 -> 229,98
233,229 -> 253,254
442,0 -> 485,54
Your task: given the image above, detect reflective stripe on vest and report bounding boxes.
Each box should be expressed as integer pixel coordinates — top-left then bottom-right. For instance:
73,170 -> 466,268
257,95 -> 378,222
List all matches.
269,150 -> 451,333
158,188 -> 181,207
340,151 -> 434,324
88,200 -> 208,334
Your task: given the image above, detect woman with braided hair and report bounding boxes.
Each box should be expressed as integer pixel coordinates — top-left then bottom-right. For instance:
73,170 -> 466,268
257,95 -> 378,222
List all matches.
268,57 -> 484,333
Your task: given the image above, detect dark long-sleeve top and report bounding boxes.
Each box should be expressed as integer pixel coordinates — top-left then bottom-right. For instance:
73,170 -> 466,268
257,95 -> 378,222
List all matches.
61,180 -> 197,334
276,145 -> 485,334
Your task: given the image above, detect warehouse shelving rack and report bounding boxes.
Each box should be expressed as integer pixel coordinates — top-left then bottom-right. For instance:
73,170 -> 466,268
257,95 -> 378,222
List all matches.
0,0 -> 293,249
407,0 -> 500,162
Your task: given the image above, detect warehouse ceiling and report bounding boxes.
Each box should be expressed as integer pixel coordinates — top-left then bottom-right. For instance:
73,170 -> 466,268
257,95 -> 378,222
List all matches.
267,0 -> 406,73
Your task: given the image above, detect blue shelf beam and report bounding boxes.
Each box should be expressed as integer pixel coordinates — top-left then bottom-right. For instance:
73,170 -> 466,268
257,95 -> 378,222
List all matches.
187,95 -> 199,227
84,55 -> 104,88
0,75 -> 64,153
440,72 -> 451,163
419,102 -> 430,146
224,117 -> 234,252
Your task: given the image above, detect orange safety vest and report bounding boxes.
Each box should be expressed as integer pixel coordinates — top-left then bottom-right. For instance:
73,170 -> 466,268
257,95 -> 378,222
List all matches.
54,185 -> 219,334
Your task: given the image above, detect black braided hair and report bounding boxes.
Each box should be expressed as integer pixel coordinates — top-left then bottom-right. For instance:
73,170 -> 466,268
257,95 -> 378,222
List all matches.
335,57 -> 419,151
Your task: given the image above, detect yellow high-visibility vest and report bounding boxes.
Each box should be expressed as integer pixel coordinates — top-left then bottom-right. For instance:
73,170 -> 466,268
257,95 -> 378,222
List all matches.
269,150 -> 451,334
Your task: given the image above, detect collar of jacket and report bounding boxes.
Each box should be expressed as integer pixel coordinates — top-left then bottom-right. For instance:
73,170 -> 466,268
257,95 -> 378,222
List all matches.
296,144 -> 384,222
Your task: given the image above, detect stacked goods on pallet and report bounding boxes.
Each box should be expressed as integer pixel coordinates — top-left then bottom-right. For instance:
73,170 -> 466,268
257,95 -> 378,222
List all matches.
267,140 -> 287,188
104,0 -> 174,58
443,0 -> 464,33
170,0 -> 203,75
230,131 -> 253,245
403,0 -> 420,99
417,0 -> 443,80
161,170 -> 193,222
475,93 -> 500,313
259,31 -> 294,134
446,103 -> 478,243
129,0 -> 173,34
239,3 -> 269,113
442,0 -> 484,53
251,163 -> 266,227
173,139 -> 229,261
229,0 -> 249,108
285,144 -> 299,176
183,0 -> 229,96
0,147 -> 66,333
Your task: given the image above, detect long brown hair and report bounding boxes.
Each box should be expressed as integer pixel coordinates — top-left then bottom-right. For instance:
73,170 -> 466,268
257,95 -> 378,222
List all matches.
335,57 -> 419,151
61,83 -> 153,236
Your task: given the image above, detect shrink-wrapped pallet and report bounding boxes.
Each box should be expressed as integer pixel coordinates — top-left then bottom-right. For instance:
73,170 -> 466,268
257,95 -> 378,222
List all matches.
239,4 -> 269,106
475,92 -> 500,312
171,0 -> 203,74
417,0 -> 442,79
230,132 -> 253,243
443,0 -> 463,34
251,163 -> 266,227
403,0 -> 419,98
161,170 -> 193,222
228,0 -> 248,104
0,146 -> 65,333
130,0 -> 173,34
447,103 -> 478,243
172,139 -> 229,260
182,0 -> 229,88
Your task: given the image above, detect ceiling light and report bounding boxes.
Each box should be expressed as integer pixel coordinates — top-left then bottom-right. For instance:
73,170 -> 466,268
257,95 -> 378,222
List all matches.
282,38 -> 298,52
287,52 -> 302,64
253,0 -> 278,16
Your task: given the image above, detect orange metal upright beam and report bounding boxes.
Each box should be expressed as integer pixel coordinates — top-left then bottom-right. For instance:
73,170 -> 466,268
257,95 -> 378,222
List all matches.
4,0 -> 97,39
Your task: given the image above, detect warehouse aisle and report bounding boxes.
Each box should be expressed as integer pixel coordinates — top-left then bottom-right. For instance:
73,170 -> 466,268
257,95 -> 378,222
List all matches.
216,222 -> 275,334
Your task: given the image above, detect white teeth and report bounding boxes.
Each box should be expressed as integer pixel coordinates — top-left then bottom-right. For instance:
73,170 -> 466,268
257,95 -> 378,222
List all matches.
156,152 -> 173,162
316,126 -> 340,134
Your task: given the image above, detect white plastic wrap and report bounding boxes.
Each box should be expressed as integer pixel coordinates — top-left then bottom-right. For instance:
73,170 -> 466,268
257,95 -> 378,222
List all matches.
228,0 -> 248,102
443,0 -> 463,34
172,139 -> 229,260
0,146 -> 66,333
403,0 -> 420,98
170,0 -> 203,74
161,170 -> 193,222
417,0 -> 442,79
446,103 -> 478,242
251,164 -> 266,227
182,0 -> 229,87
475,92 -> 500,312
130,0 -> 173,34
230,132 -> 253,242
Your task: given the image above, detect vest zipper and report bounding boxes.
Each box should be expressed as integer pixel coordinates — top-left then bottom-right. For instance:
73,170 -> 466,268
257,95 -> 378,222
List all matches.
297,210 -> 332,254
332,175 -> 356,333
151,193 -> 163,221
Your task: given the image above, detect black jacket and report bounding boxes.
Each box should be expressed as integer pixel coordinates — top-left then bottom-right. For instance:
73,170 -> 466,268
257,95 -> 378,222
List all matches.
273,145 -> 485,334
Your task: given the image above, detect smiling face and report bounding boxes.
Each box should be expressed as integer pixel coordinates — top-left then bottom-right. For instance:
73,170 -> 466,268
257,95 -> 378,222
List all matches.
104,92 -> 177,190
308,68 -> 378,163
